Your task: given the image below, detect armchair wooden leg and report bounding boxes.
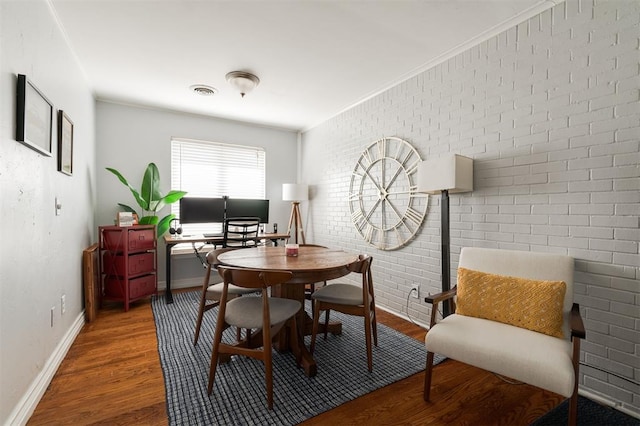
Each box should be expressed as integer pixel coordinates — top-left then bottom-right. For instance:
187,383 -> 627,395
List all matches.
568,392 -> 578,426
569,337 -> 581,426
424,351 -> 435,401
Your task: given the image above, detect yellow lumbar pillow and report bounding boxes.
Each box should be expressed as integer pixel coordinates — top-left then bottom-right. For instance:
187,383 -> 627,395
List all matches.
456,267 -> 566,338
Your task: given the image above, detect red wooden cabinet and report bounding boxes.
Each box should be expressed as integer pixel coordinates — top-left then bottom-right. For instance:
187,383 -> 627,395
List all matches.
99,225 -> 157,311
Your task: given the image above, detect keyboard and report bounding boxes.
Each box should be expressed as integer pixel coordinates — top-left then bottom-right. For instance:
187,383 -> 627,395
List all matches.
203,233 -> 223,238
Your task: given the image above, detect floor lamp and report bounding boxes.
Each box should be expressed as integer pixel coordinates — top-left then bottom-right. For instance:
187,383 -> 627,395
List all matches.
282,183 -> 308,244
417,154 -> 473,317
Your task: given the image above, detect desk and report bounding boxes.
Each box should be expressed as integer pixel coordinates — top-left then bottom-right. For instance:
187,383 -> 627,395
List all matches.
163,233 -> 289,303
218,245 -> 359,376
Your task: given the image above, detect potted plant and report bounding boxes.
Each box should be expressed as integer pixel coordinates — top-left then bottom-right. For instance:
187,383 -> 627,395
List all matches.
106,162 -> 187,237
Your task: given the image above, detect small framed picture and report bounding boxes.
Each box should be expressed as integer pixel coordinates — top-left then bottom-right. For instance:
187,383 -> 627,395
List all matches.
58,110 -> 74,176
16,74 -> 53,156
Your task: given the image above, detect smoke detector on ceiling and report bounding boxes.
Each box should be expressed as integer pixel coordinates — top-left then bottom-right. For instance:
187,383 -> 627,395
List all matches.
190,84 -> 218,96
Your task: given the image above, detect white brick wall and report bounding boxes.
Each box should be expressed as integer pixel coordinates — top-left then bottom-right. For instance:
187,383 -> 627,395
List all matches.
301,0 -> 640,416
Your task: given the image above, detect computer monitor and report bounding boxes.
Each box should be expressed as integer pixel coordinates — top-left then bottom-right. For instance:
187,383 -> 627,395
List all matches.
179,197 -> 226,224
225,198 -> 270,224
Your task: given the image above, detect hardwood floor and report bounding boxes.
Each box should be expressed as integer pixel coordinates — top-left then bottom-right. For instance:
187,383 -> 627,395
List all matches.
28,291 -> 563,425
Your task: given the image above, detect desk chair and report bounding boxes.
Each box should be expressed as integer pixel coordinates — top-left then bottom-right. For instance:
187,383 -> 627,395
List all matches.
208,267 -> 301,409
310,255 -> 377,372
223,217 -> 260,248
193,248 -> 257,345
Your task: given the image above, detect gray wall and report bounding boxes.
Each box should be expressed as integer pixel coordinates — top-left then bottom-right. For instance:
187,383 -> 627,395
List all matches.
96,101 -> 299,287
302,0 -> 639,416
0,1 -> 97,423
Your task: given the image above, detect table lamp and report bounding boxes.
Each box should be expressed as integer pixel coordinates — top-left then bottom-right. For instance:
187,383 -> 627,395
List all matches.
417,154 -> 473,317
282,183 -> 308,244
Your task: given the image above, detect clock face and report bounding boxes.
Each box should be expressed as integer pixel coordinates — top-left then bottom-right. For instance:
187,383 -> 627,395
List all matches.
349,137 -> 428,250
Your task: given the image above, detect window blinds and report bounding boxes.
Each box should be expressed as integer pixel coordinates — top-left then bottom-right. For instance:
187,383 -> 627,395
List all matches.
171,138 -> 266,235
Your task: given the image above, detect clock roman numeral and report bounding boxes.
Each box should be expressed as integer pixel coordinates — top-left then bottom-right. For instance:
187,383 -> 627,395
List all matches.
351,210 -> 366,229
362,149 -> 373,165
377,139 -> 386,159
405,207 -> 424,226
363,223 -> 374,243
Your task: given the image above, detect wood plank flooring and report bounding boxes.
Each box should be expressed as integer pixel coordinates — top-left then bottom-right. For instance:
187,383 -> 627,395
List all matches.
28,291 -> 563,425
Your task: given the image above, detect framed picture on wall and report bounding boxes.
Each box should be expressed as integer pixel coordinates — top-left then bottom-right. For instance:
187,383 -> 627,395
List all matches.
58,110 -> 74,176
16,74 -> 53,156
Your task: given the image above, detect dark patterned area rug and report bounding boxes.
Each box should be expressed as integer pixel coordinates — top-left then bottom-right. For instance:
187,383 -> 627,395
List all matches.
531,395 -> 639,426
152,291 -> 443,425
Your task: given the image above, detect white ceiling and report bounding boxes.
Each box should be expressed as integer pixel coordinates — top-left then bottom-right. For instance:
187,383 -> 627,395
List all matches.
50,0 -> 555,131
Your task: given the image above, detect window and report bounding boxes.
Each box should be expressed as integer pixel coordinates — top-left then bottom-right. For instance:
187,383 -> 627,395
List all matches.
171,138 -> 266,235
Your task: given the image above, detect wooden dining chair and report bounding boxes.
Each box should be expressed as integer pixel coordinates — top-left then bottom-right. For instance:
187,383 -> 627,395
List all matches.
208,266 -> 302,409
310,254 -> 377,372
193,248 -> 257,345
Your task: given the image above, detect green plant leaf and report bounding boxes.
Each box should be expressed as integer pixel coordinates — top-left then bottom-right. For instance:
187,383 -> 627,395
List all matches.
157,214 -> 176,237
107,163 -> 186,239
141,163 -> 161,210
117,203 -> 139,217
153,190 -> 188,212
106,167 -> 146,211
139,215 -> 159,225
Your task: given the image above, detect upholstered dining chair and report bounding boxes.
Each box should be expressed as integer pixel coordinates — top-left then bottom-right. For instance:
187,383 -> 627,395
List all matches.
223,217 -> 260,248
423,247 -> 585,426
310,254 -> 377,372
208,266 -> 302,409
193,247 -> 257,345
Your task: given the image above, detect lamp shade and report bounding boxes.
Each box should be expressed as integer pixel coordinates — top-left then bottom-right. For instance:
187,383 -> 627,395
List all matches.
282,183 -> 309,201
417,154 -> 473,194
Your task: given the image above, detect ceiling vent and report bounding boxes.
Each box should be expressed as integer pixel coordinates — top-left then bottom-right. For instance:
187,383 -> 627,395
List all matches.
190,84 -> 217,96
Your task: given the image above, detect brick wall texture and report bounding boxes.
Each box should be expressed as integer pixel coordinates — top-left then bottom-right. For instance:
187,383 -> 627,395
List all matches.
301,0 -> 639,416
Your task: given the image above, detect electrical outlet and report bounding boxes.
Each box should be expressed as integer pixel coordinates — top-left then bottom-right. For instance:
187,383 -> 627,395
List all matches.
61,294 -> 66,315
50,306 -> 55,327
411,285 -> 420,299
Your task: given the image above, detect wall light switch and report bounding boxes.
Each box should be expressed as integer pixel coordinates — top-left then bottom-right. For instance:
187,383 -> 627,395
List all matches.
55,197 -> 62,216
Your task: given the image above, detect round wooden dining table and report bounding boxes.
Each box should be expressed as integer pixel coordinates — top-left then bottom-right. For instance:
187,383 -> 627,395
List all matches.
218,245 -> 359,377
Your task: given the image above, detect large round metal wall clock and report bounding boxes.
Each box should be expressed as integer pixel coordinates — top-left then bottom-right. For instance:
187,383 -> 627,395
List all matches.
349,136 -> 428,250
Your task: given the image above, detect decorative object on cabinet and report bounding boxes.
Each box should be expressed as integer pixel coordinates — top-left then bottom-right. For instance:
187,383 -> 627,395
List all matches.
16,74 -> 53,156
57,110 -> 74,175
417,154 -> 473,317
282,183 -> 308,244
106,162 -> 187,237
99,225 -> 157,312
116,211 -> 137,227
349,136 -> 428,250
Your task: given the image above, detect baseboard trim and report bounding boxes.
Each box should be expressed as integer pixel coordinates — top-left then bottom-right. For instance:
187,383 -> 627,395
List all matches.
157,277 -> 210,291
578,388 -> 640,420
376,304 -> 430,331
7,311 -> 85,425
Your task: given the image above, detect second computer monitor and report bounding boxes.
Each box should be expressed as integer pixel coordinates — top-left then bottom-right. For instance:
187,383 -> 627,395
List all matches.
225,198 -> 269,224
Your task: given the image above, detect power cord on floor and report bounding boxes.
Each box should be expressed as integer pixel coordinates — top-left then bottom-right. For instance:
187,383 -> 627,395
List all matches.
405,288 -> 441,330
493,373 -> 525,385
405,290 -> 421,328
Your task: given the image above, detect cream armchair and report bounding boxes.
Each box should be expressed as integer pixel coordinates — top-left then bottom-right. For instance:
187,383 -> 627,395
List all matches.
423,247 -> 585,425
